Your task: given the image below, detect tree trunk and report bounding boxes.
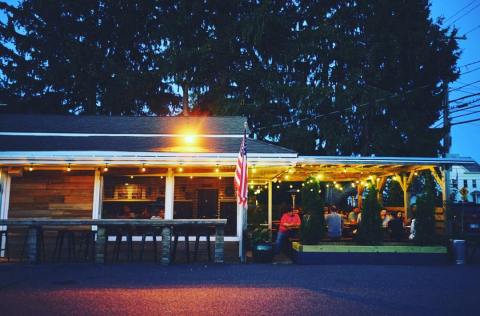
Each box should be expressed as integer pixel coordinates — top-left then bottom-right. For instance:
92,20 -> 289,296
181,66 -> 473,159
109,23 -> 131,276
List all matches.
182,83 -> 189,116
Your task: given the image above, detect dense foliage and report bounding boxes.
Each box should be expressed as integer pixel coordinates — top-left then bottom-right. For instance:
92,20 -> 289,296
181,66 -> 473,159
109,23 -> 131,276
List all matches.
0,1 -> 460,156
300,177 -> 325,244
357,185 -> 383,245
414,171 -> 436,244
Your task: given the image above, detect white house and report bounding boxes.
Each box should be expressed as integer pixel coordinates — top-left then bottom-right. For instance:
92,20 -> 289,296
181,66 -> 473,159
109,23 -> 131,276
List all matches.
451,163 -> 480,204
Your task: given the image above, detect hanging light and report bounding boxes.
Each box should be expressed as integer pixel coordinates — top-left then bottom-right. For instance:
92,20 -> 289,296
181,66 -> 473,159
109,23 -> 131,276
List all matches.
414,171 -> 418,176
160,176 -> 164,179
252,165 -> 257,173
190,176 -> 193,179
351,182 -> 355,187
178,165 -> 183,172
66,163 -> 71,172
343,168 -> 347,173
28,164 -> 34,172
276,185 -> 280,189
130,175 -> 134,179
103,164 -> 109,172
219,176 -> 222,180
302,183 -> 305,187
141,163 -> 146,172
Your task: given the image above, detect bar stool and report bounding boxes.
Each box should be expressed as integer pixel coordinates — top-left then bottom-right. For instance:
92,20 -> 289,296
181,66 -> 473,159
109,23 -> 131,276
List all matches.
78,229 -> 97,262
193,226 -> 213,262
138,226 -> 162,262
107,226 -> 134,262
20,226 -> 46,263
52,229 -> 77,262
171,226 -> 191,263
0,228 -> 9,262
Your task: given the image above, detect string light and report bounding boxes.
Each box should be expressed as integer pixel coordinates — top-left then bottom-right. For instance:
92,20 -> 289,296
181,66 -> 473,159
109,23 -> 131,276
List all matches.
178,166 -> 183,172
28,164 -> 33,172
326,184 -> 330,187
190,176 -> 193,179
250,185 -> 254,189
296,189 -> 300,192
252,165 -> 257,173
66,163 -> 71,172
288,168 -> 294,174
414,172 -> 418,176
130,175 -> 134,179
284,175 -> 289,180
276,185 -> 280,189
289,184 -> 293,188
103,164 -> 108,172
343,168 -> 347,173
351,183 -> 355,187
302,183 -> 305,187
141,164 -> 146,172
218,176 -> 222,180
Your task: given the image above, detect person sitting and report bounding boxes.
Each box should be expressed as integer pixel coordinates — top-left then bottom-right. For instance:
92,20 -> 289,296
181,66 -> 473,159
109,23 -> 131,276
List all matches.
348,207 -> 360,224
325,207 -> 343,240
275,207 -> 301,254
387,212 -> 405,241
380,209 -> 392,228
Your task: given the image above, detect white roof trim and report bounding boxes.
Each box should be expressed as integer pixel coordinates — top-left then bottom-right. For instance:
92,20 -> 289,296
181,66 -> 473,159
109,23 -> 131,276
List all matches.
0,132 -> 243,138
298,155 -> 477,165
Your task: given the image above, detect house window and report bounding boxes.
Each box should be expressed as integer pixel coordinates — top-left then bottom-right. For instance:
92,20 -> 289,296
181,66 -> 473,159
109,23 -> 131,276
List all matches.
473,180 -> 477,188
452,179 -> 458,188
464,179 -> 468,188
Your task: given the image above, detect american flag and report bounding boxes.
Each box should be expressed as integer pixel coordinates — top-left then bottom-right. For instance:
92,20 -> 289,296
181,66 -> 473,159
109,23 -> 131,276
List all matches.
235,129 -> 248,206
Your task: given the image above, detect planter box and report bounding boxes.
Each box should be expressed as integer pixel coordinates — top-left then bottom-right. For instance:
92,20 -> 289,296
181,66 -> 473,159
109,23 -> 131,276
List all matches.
292,242 -> 448,265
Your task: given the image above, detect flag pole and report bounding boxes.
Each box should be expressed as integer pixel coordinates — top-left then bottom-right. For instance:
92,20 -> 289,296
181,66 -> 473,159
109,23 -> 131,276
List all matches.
241,122 -> 248,263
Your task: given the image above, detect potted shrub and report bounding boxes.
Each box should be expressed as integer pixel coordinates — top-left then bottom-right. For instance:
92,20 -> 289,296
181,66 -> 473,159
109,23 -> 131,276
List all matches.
251,227 -> 274,263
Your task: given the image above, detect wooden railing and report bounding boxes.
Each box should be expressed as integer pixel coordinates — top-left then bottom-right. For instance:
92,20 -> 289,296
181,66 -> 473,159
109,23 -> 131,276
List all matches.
0,218 -> 227,265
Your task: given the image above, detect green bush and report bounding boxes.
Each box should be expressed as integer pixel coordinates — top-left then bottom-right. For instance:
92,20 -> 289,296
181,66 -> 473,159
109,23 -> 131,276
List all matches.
357,185 -> 383,245
414,172 -> 436,245
300,177 -> 325,244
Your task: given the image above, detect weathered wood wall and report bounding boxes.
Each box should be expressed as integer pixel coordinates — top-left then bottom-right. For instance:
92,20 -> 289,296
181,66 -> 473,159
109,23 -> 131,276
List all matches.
9,170 -> 94,219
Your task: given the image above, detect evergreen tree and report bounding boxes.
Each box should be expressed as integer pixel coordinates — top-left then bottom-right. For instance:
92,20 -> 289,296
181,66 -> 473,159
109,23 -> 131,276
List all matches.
300,177 -> 325,244
357,185 -> 383,245
414,171 -> 436,244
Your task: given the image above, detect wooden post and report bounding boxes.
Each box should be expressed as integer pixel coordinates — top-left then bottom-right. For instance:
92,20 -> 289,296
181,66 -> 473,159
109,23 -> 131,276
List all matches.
214,224 -> 225,263
0,170 -> 11,257
95,226 -> 106,264
161,226 -> 171,265
92,169 -> 102,231
357,185 -> 364,209
268,181 -> 273,231
165,168 -> 174,219
26,226 -> 39,264
376,177 -> 386,204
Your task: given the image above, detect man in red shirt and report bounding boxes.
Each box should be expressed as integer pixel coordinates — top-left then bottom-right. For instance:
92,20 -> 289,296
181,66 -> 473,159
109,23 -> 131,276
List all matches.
275,208 -> 301,254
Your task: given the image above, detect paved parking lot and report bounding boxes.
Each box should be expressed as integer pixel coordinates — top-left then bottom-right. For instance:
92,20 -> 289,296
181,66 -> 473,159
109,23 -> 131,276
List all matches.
0,263 -> 478,316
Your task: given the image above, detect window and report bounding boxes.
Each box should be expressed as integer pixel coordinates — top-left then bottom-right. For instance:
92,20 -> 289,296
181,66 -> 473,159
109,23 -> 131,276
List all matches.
464,179 -> 468,188
452,179 -> 458,188
473,180 -> 477,188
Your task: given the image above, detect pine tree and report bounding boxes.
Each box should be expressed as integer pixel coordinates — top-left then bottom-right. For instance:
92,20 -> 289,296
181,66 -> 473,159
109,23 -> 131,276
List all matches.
357,185 -> 383,245
300,177 -> 325,244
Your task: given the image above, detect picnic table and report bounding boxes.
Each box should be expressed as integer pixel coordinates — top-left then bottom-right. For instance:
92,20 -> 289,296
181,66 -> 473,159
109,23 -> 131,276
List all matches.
0,218 -> 227,265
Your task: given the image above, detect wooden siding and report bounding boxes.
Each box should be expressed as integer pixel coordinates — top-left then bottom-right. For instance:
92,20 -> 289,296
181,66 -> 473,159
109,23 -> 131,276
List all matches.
9,170 -> 94,219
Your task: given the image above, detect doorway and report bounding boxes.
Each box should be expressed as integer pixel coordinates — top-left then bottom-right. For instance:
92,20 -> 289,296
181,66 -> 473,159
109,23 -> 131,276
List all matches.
197,189 -> 218,219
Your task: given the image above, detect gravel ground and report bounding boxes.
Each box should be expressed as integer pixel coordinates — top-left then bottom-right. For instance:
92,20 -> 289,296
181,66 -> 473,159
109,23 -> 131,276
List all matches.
0,263 -> 478,316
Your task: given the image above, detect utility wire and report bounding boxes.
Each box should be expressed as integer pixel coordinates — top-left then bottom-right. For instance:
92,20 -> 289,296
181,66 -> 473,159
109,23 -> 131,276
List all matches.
449,92 -> 480,103
450,101 -> 480,113
444,0 -> 478,23
450,107 -> 480,120
459,59 -> 480,68
448,2 -> 480,27
449,79 -> 480,92
461,66 -> 480,76
451,116 -> 480,126
464,24 -> 480,35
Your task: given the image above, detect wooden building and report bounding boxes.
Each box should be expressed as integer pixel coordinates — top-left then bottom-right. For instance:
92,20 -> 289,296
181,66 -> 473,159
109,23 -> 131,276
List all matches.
0,114 -> 477,259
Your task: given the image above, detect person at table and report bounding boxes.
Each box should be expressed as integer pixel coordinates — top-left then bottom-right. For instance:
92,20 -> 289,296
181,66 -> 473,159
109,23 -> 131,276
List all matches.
388,212 -> 405,241
325,207 -> 343,240
380,209 -> 392,228
348,207 -> 360,224
275,207 -> 301,254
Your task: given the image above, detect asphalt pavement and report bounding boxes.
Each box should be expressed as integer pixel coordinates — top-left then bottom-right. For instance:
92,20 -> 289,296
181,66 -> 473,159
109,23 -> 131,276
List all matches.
0,263 -> 478,316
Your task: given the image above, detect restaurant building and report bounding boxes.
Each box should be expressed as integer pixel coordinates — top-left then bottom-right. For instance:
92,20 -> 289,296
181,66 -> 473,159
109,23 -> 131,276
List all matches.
0,114 -> 477,259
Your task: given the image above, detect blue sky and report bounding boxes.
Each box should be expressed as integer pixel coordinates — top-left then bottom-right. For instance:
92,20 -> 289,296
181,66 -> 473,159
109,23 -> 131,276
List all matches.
430,0 -> 480,162
1,1 -> 479,161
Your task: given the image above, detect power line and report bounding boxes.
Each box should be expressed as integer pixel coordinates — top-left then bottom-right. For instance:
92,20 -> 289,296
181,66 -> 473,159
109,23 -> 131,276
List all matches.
449,92 -> 480,103
449,79 -> 480,92
451,116 -> 480,126
459,59 -> 480,68
448,2 -> 480,26
444,0 -> 478,23
464,24 -> 480,35
450,107 -> 480,120
450,101 -> 480,113
461,66 -> 480,76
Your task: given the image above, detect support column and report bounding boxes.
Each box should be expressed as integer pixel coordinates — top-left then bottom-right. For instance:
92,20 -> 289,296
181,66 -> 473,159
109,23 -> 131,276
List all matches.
357,185 -> 364,209
441,166 -> 451,235
165,168 -> 174,220
95,226 -> 106,264
0,170 -> 11,258
267,181 -> 273,230
214,224 -> 225,263
161,226 -> 172,265
91,169 -> 102,231
237,203 -> 245,261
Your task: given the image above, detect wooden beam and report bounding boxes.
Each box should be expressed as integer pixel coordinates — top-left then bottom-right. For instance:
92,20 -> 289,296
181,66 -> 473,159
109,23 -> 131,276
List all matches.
429,167 -> 443,188
268,181 -> 273,231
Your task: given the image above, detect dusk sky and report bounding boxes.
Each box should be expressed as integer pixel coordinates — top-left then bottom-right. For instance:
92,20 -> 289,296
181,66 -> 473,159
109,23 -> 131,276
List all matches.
430,0 -> 480,162
1,0 -> 479,161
